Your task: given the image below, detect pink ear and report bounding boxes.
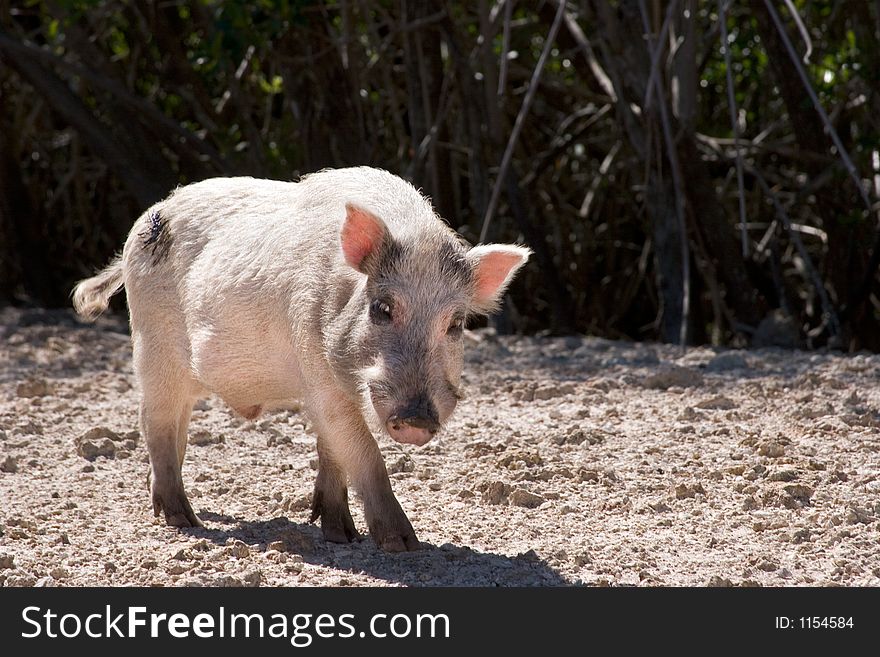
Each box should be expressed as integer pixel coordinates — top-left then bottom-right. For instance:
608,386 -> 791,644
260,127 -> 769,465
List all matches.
468,244 -> 531,312
341,203 -> 388,272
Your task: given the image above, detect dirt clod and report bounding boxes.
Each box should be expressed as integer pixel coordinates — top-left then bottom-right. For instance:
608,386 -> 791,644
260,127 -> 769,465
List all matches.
695,396 -> 736,410
16,379 -> 51,398
706,576 -> 733,587
509,489 -> 545,509
481,481 -> 512,505
643,365 -> 704,390
79,426 -> 121,442
757,442 -> 785,458
705,353 -> 748,372
190,430 -> 224,446
675,482 -> 706,499
76,438 -> 117,460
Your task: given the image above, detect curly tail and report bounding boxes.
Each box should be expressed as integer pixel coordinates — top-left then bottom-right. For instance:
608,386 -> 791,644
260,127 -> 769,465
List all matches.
72,255 -> 125,321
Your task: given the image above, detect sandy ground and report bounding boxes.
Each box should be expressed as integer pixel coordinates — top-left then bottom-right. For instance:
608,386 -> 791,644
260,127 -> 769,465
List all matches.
1,307 -> 878,587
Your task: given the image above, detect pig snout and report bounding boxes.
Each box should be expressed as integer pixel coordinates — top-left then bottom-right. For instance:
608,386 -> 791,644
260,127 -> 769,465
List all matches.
386,415 -> 439,446
383,395 -> 440,446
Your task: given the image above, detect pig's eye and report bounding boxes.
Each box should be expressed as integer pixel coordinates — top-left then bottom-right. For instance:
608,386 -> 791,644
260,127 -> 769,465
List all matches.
369,299 -> 393,324
447,317 -> 464,339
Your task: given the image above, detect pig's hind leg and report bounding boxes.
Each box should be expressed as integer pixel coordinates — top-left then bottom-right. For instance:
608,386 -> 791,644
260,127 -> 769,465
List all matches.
133,332 -> 202,528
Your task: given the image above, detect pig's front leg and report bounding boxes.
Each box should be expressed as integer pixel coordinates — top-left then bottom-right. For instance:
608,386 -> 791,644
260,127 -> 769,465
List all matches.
310,435 -> 359,543
309,393 -> 419,552
361,479 -> 420,552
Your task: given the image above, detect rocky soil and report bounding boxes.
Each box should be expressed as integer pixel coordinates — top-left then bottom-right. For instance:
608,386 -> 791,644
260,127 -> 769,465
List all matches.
1,307 -> 879,587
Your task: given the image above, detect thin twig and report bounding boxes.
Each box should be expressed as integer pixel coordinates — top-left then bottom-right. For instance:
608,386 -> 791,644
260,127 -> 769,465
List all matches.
763,0 -> 873,215
717,0 -> 749,257
397,9 -> 448,34
638,0 -> 691,347
215,44 -> 255,114
643,0 -> 680,111
406,73 -> 453,179
519,104 -> 612,188
479,0 -> 567,243
579,141 -> 621,219
747,162 -> 840,338
781,0 -> 812,62
561,7 -> 616,101
498,0 -> 513,96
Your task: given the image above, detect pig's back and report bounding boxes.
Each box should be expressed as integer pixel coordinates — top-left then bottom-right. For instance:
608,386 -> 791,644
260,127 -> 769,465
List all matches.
150,167 -> 443,259
295,167 -> 442,238
123,167 -> 448,325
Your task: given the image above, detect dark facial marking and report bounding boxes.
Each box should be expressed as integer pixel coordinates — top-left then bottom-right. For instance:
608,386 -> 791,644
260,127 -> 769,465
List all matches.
438,240 -> 473,287
139,210 -> 172,265
361,235 -> 401,278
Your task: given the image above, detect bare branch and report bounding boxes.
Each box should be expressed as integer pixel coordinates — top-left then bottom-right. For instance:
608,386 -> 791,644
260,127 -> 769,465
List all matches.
763,0 -> 874,216
717,0 -> 750,257
498,0 -> 514,96
749,164 -> 840,339
638,0 -> 691,347
579,140 -> 620,219
479,0 -> 567,243
643,0 -> 680,111
781,0 -> 813,63
560,7 -> 617,102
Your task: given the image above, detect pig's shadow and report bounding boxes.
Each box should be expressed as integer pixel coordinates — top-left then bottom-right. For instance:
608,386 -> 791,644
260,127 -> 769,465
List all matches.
188,513 -> 570,587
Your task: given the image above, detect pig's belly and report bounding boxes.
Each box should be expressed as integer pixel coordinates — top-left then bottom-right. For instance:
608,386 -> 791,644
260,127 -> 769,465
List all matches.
213,368 -> 304,419
189,325 -> 306,417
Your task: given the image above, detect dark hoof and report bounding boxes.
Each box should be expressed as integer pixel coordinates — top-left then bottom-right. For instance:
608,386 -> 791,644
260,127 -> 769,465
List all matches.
311,490 -> 359,543
322,524 -> 360,544
164,510 -> 203,528
376,532 -> 420,553
152,490 -> 202,528
368,516 -> 420,552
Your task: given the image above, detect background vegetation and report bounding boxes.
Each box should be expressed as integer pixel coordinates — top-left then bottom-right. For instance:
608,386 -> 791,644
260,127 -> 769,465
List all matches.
2,0 -> 879,350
